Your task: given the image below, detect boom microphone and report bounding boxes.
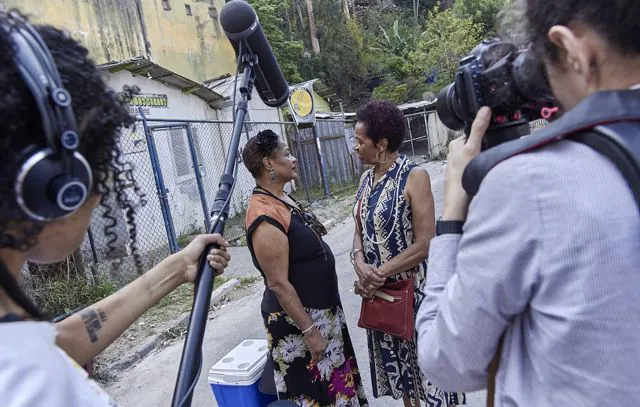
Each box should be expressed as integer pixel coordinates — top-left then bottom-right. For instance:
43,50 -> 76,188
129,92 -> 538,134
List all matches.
220,0 -> 290,108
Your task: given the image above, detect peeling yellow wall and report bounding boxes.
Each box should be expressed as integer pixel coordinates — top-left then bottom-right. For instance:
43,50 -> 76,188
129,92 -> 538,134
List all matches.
142,0 -> 237,82
4,0 -> 236,81
4,0 -> 147,64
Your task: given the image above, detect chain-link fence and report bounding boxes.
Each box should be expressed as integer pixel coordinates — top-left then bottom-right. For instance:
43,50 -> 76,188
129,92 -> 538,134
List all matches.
73,117 -> 359,295
400,110 -> 461,162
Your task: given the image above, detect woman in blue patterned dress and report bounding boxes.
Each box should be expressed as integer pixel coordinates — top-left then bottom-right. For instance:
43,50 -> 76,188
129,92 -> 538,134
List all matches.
351,101 -> 465,407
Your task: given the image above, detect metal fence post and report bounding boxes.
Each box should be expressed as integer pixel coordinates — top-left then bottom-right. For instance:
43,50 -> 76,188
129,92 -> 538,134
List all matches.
313,125 -> 331,197
422,112 -> 432,159
139,110 -> 179,253
86,226 -> 99,280
185,124 -> 212,231
406,117 -> 416,157
86,227 -> 99,264
294,126 -> 312,203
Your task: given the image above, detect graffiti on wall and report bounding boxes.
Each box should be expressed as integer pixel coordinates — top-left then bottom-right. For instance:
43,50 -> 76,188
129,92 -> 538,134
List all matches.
122,93 -> 169,116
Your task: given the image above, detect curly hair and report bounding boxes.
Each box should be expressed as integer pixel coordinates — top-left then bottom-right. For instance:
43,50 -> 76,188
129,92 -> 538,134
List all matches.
242,129 -> 282,178
355,101 -> 406,152
0,10 -> 146,318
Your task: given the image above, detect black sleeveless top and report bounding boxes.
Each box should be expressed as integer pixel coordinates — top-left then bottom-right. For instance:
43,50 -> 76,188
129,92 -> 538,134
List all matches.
245,189 -> 339,313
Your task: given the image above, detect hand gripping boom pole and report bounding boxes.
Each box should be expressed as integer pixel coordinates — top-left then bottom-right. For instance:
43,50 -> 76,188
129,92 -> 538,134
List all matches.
171,51 -> 258,407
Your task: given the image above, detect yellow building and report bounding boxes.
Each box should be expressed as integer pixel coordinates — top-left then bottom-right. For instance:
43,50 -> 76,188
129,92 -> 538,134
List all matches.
4,0 -> 237,82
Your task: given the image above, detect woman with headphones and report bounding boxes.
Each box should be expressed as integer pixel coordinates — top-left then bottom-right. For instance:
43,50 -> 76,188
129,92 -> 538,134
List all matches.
0,9 -> 230,406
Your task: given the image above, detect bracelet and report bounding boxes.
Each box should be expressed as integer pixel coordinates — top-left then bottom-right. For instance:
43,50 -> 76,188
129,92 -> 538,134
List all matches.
301,323 -> 316,335
436,220 -> 465,236
349,249 -> 363,265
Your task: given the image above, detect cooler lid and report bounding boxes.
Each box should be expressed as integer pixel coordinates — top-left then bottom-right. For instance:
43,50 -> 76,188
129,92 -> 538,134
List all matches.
208,339 -> 269,385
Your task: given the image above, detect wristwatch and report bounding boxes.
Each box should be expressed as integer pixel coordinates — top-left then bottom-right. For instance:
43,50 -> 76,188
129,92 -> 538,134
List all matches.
436,220 -> 464,236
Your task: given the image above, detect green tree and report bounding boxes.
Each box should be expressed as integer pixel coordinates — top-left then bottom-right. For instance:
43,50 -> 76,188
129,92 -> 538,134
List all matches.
372,80 -> 409,103
308,0 -> 373,108
409,7 -> 483,91
248,0 -> 305,83
453,0 -> 510,37
367,18 -> 429,103
393,0 -> 440,21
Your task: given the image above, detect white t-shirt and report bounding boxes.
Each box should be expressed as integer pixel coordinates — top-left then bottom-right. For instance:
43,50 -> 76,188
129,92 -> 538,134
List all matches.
0,320 -> 116,406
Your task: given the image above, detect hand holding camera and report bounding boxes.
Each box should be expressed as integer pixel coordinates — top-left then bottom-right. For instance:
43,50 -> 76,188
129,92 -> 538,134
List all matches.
442,106 -> 493,221
437,38 -> 556,150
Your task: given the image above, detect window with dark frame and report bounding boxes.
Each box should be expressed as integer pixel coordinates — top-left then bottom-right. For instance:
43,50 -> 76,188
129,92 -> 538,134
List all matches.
185,4 -> 192,16
170,129 -> 191,178
161,0 -> 171,11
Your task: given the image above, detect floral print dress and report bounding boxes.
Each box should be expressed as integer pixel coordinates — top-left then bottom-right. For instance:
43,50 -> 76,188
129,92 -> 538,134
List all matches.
246,189 -> 368,407
354,156 -> 466,405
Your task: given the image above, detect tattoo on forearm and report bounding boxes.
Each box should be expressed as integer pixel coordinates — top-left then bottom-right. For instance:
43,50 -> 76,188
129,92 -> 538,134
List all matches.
81,308 -> 107,343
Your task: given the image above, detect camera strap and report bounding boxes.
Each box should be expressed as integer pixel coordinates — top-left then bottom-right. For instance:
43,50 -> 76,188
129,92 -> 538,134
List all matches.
463,90 -> 640,211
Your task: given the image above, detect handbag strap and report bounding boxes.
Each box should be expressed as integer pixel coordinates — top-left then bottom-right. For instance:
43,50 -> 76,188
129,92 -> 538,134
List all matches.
355,193 -> 364,232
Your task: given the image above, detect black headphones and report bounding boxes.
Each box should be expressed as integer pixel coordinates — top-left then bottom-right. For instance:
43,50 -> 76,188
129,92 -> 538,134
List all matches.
4,11 -> 92,221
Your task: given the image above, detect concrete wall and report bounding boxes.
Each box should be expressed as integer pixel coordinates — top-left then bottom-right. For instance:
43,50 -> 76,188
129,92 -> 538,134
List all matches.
6,0 -> 236,81
426,111 -> 457,158
140,0 -> 236,82
5,0 -> 147,64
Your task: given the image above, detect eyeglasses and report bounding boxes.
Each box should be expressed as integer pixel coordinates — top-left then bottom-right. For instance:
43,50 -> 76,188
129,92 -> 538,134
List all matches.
294,205 -> 327,236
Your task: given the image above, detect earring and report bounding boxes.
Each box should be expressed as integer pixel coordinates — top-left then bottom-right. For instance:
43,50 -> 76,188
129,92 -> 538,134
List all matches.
376,151 -> 388,164
269,168 -> 278,183
568,56 -> 580,72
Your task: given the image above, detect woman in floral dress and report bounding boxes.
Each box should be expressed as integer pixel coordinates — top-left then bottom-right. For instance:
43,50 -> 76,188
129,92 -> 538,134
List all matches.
351,101 -> 465,407
243,130 -> 368,406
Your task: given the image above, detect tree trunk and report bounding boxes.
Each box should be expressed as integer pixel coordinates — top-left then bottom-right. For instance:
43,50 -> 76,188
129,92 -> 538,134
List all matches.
342,0 -> 351,20
295,0 -> 306,34
284,8 -> 293,40
305,0 -> 321,54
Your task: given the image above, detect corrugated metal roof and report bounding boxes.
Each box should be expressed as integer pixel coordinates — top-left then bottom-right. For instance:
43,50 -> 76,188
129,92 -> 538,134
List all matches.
203,74 -> 237,99
397,99 -> 437,113
316,112 -> 355,119
98,57 -> 225,108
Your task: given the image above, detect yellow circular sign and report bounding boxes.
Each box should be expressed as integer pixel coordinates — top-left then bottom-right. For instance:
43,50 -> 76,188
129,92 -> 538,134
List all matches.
290,88 -> 314,118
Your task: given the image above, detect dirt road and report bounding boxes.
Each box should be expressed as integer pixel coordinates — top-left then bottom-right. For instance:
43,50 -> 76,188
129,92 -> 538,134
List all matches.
106,161 -> 487,406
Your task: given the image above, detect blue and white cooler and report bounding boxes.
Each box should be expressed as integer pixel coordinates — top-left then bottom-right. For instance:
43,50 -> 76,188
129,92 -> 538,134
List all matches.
208,339 -> 277,407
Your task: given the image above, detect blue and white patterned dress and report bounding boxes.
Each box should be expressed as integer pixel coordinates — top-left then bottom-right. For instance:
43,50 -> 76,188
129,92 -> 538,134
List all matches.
354,155 -> 465,405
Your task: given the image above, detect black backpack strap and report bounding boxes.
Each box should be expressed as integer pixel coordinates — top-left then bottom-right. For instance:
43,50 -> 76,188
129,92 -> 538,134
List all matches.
572,123 -> 640,210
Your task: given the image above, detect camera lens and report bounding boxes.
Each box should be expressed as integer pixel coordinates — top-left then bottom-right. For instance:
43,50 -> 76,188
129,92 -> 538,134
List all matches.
436,83 -> 465,131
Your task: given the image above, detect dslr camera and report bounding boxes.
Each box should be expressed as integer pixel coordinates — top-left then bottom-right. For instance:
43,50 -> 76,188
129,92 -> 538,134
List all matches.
436,39 -> 555,149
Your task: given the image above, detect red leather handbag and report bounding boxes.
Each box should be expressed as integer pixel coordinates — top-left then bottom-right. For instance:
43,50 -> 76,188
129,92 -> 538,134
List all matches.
357,277 -> 415,341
